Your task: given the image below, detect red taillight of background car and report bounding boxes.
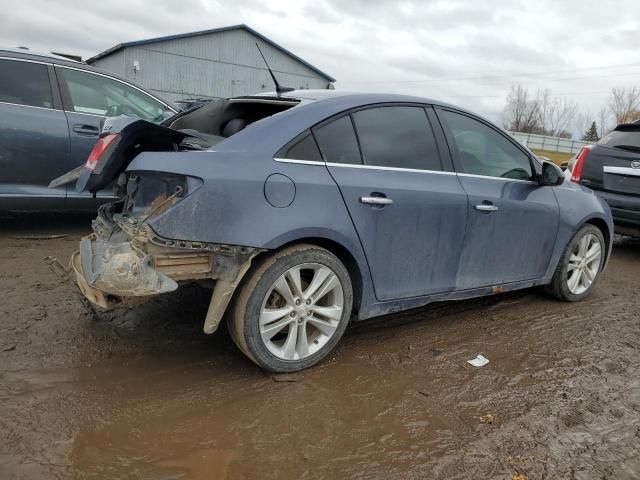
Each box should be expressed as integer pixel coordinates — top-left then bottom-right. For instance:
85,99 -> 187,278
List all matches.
571,145 -> 593,183
85,134 -> 119,172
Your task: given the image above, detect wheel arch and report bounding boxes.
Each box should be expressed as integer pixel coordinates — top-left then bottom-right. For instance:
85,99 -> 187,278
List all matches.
583,216 -> 612,269
261,236 -> 366,316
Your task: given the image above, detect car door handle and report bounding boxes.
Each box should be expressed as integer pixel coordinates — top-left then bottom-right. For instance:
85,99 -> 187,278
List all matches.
475,204 -> 499,212
360,196 -> 393,206
72,124 -> 99,136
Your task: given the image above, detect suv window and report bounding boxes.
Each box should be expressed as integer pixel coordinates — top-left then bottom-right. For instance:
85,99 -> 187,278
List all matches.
58,68 -> 166,122
313,116 -> 362,165
0,59 -> 53,108
598,127 -> 640,149
278,130 -> 322,162
352,106 -> 442,170
440,109 -> 533,180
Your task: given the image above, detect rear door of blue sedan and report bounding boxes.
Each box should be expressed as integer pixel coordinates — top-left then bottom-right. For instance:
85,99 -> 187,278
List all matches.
314,104 -> 468,301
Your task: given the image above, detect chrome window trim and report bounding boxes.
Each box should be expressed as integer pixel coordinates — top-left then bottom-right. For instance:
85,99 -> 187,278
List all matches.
0,56 -> 51,66
57,65 -> 178,113
603,166 -> 640,177
273,158 -> 325,166
326,162 -> 456,175
456,172 -> 537,184
0,100 -> 61,112
63,110 -> 107,119
274,158 -> 537,182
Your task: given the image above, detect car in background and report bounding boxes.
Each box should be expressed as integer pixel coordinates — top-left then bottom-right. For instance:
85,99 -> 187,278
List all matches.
566,122 -> 640,237
0,48 -> 177,212
60,90 -> 613,372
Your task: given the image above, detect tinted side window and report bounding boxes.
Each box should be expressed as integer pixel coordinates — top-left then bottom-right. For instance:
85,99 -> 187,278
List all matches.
278,130 -> 322,161
352,106 -> 442,171
313,116 -> 362,165
59,68 -> 166,122
440,110 -> 533,180
598,129 -> 640,149
0,59 -> 53,108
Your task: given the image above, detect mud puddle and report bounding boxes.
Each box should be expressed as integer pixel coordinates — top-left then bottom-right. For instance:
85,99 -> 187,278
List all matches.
1,215 -> 639,479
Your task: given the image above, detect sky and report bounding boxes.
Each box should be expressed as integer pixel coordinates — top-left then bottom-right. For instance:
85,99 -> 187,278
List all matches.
2,0 -> 640,127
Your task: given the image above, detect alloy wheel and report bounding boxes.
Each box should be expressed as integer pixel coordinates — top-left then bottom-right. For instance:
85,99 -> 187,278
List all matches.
259,263 -> 344,361
566,233 -> 602,295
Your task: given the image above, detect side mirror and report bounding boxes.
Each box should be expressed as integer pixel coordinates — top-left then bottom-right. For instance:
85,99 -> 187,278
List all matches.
539,161 -> 565,186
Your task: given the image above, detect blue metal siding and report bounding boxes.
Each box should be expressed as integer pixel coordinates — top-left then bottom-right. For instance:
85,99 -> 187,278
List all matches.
91,50 -> 126,77
92,29 -> 331,102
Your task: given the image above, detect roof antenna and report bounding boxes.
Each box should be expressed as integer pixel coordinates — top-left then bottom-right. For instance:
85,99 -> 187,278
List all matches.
255,42 -> 295,95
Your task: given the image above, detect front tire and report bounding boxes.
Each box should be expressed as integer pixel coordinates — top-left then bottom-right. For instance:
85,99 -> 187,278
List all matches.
228,244 -> 353,372
545,224 -> 605,301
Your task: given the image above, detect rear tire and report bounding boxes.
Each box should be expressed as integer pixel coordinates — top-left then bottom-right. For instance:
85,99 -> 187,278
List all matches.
228,244 -> 353,372
545,224 -> 605,301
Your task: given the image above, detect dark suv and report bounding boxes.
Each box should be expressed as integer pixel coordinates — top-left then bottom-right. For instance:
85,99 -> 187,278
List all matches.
0,48 -> 177,212
568,122 -> 640,236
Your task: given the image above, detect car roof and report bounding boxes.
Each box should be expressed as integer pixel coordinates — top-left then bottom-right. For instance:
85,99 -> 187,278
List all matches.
249,89 -> 459,110
0,47 -> 84,63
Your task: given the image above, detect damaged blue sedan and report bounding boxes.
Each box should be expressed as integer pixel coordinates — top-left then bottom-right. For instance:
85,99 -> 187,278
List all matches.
58,90 -> 614,372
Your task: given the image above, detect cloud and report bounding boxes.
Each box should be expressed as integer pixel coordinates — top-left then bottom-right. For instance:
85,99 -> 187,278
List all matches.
1,0 -> 640,123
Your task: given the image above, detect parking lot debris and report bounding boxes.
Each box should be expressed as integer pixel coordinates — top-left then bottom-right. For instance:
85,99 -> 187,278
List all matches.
512,472 -> 528,480
478,413 -> 496,424
467,354 -> 490,367
11,234 -> 68,240
43,255 -> 71,278
2,344 -> 16,352
271,373 -> 303,383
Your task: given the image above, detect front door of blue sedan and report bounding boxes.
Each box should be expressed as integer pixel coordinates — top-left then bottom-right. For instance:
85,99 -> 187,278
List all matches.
436,108 -> 560,290
313,105 -> 469,301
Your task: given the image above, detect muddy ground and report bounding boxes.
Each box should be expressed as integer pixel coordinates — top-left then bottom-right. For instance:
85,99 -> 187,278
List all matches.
1,214 -> 639,480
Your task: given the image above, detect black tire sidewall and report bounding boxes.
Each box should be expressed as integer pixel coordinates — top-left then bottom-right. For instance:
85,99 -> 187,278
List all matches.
239,247 -> 353,372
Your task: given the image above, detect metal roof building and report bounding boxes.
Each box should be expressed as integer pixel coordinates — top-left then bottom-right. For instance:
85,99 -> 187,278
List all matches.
87,24 -> 335,103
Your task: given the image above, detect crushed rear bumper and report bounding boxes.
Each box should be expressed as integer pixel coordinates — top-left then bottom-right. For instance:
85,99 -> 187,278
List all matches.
71,227 -> 263,334
71,237 -> 179,309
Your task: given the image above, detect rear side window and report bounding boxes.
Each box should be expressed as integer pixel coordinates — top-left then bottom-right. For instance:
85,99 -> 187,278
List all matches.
352,106 -> 442,170
0,59 -> 53,108
278,130 -> 322,161
313,116 -> 362,165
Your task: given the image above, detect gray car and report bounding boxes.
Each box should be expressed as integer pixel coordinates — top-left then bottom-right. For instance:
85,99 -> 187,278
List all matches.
0,48 -> 177,212
63,90 -> 613,372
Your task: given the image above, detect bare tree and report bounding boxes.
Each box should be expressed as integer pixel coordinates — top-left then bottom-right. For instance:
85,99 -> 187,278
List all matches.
502,85 -> 542,133
540,93 -> 578,138
597,107 -> 611,138
574,111 -> 593,138
608,87 -> 640,124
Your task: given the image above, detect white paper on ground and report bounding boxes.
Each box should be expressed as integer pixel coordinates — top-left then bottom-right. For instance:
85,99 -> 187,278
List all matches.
467,354 -> 490,367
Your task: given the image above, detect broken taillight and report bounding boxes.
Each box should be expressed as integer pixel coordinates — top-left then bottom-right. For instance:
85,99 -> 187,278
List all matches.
86,133 -> 119,172
570,145 -> 593,183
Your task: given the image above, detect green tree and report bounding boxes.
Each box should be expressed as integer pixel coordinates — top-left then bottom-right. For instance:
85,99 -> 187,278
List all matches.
582,121 -> 600,142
